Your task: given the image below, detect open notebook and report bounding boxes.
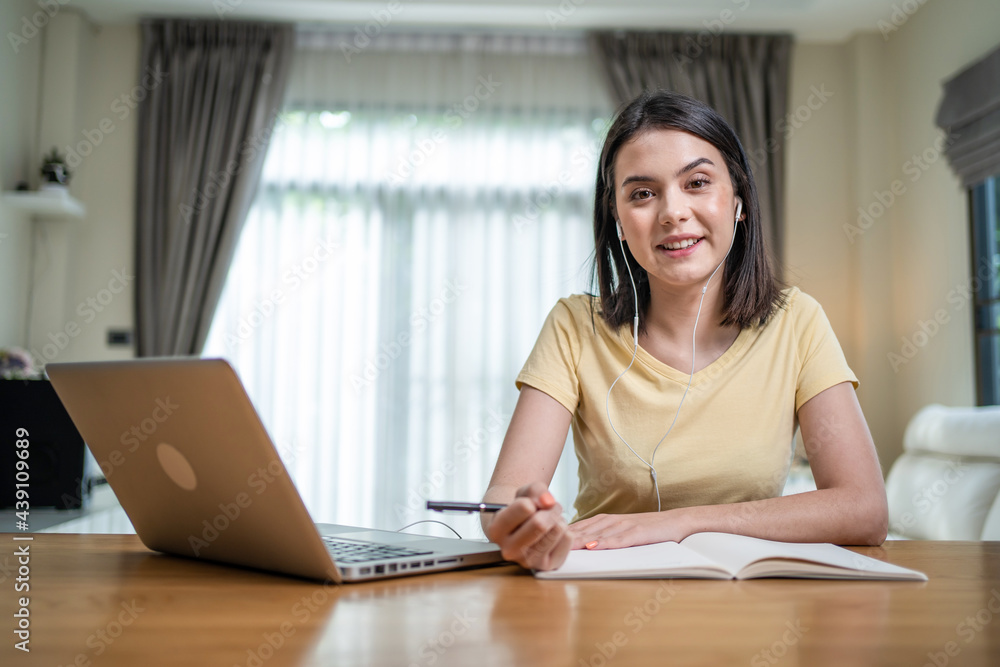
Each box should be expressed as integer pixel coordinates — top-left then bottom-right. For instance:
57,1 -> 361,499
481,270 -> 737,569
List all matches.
535,532 -> 927,581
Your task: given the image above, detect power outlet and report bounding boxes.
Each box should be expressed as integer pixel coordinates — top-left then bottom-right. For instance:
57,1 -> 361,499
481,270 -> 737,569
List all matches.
107,329 -> 133,346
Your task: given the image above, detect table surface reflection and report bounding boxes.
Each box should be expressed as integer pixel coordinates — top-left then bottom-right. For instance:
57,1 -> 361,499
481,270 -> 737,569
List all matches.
2,534 -> 998,666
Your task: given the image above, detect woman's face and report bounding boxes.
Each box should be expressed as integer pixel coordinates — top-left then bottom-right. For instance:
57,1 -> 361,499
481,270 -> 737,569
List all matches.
612,128 -> 742,294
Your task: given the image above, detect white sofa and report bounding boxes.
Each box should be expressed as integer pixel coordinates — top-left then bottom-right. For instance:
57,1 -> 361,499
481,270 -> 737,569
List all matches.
885,404 -> 1000,540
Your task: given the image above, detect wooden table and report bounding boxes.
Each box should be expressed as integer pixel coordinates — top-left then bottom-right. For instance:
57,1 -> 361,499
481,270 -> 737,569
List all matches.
2,534 -> 999,666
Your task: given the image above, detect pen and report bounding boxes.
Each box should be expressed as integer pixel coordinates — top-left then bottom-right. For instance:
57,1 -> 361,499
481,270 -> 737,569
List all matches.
426,501 -> 507,513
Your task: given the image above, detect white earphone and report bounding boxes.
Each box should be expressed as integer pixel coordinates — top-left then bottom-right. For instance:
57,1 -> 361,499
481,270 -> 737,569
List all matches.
607,196 -> 743,511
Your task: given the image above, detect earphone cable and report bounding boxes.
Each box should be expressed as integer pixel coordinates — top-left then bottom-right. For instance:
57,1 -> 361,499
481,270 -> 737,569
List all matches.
605,238 -> 647,492
607,203 -> 740,512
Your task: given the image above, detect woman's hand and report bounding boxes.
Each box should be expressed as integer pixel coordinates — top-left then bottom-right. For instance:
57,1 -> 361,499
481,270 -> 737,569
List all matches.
569,510 -> 690,550
484,483 -> 572,571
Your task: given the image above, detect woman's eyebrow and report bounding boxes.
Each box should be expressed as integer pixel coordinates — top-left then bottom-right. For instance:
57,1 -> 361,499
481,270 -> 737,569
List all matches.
619,174 -> 655,190
619,157 -> 716,190
674,157 -> 714,178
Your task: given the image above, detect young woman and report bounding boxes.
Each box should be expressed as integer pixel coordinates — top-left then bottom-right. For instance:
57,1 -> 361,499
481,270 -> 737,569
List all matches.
482,90 -> 888,572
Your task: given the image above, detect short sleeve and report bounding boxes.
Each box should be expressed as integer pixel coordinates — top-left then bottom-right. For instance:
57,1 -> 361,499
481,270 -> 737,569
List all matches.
791,291 -> 859,411
515,298 -> 585,413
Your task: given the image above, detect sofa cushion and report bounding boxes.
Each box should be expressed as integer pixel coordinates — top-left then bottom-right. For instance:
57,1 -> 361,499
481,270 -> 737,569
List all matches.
903,404 -> 1000,458
982,495 -> 1000,541
885,452 -> 1000,540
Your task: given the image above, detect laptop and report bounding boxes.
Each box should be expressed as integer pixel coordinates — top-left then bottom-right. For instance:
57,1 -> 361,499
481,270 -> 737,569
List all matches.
45,358 -> 504,582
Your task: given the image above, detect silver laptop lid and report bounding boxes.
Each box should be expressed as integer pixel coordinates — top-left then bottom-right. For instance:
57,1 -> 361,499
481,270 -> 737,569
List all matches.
47,358 -> 341,582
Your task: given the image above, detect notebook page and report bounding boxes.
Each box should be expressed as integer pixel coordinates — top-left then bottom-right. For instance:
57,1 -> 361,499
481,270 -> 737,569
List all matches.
681,532 -> 927,580
535,540 -> 732,579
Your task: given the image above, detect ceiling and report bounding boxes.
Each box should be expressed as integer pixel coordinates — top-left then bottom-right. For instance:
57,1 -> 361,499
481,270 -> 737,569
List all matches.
69,0 -> 917,42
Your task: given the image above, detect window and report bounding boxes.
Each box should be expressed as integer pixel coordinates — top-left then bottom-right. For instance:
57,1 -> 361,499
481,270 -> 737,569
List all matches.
971,174 -> 1000,405
203,34 -> 612,534
934,46 -> 1000,405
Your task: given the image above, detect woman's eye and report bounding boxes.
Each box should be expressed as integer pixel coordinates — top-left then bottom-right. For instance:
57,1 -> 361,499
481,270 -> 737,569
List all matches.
631,189 -> 653,200
689,178 -> 710,189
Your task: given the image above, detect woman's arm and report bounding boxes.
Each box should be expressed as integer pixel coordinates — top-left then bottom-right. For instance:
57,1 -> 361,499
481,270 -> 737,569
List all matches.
569,381 -> 889,549
481,385 -> 575,570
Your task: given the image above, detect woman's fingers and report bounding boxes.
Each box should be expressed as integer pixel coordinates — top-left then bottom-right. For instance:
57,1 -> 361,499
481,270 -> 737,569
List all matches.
524,521 -> 572,570
514,481 -> 558,509
568,512 -> 669,551
486,484 -> 570,570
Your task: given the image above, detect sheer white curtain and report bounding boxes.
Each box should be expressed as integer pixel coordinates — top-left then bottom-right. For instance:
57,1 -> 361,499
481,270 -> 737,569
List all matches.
203,31 -> 612,537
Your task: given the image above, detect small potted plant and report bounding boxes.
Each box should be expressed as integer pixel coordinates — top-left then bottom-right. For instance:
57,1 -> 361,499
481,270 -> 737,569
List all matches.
40,148 -> 71,192
0,347 -> 39,380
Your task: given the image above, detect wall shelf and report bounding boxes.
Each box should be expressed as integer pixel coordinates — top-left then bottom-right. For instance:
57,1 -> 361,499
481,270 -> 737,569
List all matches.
3,190 -> 85,219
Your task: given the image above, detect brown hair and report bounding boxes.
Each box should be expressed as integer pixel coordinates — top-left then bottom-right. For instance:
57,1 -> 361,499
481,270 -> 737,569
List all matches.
591,90 -> 783,332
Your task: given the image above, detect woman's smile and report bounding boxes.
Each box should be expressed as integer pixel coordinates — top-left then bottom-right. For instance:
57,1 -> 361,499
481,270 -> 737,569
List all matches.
613,128 -> 739,291
657,234 -> 704,256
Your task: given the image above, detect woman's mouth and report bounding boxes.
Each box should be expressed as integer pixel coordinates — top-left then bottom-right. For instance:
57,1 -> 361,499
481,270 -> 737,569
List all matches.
658,237 -> 703,256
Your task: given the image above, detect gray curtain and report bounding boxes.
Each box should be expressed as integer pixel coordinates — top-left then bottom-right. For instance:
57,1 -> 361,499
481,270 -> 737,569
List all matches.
590,32 -> 792,268
135,20 -> 294,356
935,44 -> 1000,188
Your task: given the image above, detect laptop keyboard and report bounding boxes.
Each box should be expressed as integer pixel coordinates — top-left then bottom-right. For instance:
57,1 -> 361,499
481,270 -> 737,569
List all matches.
322,536 -> 434,564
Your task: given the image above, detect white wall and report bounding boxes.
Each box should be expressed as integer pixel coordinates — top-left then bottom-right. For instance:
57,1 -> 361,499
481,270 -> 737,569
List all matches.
785,0 -> 1000,467
0,0 -> 43,349
884,0 -> 1000,450
53,22 -> 139,363
847,32 -> 897,469
17,14 -> 140,366
783,43 -> 854,357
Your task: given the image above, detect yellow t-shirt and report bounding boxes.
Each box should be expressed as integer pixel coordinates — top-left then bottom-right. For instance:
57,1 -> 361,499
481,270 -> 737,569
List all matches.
515,287 -> 857,521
